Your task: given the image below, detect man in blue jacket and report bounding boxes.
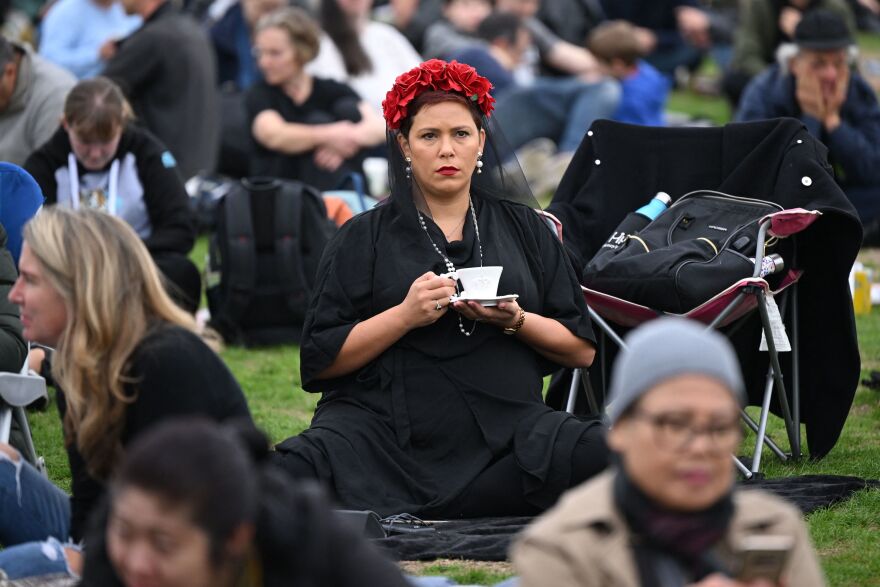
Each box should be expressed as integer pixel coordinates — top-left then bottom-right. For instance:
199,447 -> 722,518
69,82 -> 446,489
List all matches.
736,9 -> 880,230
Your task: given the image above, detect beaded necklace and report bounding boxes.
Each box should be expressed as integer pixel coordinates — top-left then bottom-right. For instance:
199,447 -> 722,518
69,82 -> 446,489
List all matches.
417,196 -> 482,336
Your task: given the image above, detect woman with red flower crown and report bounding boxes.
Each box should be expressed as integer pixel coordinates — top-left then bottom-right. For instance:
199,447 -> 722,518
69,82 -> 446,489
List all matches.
272,59 -> 609,517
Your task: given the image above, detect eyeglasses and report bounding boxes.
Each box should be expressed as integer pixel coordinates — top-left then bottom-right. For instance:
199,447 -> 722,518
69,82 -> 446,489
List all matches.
629,409 -> 742,452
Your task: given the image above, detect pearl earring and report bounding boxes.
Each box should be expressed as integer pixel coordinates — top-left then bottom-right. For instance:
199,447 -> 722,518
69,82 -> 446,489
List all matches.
405,156 -> 412,180
476,152 -> 483,175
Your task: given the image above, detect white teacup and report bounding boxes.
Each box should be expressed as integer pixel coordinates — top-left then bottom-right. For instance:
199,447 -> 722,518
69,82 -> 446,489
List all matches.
446,266 -> 503,299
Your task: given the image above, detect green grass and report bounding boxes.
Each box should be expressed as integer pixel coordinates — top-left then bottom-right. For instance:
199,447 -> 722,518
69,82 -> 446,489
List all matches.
21,62 -> 880,583
23,251 -> 880,585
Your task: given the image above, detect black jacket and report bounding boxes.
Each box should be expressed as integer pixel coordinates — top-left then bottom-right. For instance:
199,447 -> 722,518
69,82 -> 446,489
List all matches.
548,117 -> 862,459
58,325 -> 251,541
102,1 -> 219,179
81,474 -> 413,587
25,125 -> 196,255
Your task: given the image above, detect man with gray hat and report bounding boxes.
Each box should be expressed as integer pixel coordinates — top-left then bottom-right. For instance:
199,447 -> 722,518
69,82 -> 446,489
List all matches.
512,318 -> 826,587
735,9 -> 880,232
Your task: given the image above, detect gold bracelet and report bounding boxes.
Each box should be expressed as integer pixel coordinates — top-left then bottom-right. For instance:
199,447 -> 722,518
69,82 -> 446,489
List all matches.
503,308 -> 526,335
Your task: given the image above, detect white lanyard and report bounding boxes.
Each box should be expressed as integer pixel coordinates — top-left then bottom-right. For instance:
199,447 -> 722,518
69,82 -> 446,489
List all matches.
67,153 -> 120,216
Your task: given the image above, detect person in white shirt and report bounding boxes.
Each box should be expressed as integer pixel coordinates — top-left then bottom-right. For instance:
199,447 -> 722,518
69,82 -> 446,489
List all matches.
306,0 -> 422,116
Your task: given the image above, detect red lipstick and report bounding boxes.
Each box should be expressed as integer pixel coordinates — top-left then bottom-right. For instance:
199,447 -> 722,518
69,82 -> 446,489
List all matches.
437,166 -> 459,176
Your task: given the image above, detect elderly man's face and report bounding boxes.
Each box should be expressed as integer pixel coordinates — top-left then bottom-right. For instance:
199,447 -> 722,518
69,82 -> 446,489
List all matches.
791,48 -> 849,97
0,61 -> 18,113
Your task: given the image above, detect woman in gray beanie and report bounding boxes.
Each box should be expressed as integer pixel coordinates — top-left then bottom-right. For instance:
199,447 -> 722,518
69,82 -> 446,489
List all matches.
511,318 -> 826,587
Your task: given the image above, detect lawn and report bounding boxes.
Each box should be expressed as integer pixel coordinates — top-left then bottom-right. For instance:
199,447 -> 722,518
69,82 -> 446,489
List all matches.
22,46 -> 880,584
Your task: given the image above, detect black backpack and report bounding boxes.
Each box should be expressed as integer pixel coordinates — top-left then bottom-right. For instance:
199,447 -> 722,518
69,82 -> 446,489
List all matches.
583,190 -> 784,314
206,177 -> 335,346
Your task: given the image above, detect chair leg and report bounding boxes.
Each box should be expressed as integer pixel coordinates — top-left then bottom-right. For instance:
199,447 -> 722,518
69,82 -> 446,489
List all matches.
733,455 -> 753,480
565,369 -> 581,414
756,294 -> 798,453
751,368 -> 777,474
741,409 -> 788,461
0,406 -> 11,444
12,405 -> 40,470
790,284 -> 802,460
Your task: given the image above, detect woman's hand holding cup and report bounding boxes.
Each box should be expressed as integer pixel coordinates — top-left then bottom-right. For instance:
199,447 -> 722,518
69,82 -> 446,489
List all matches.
399,271 -> 458,328
453,298 -> 521,330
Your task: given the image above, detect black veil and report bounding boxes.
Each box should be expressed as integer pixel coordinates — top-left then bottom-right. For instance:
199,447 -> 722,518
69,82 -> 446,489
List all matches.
385,109 -> 541,222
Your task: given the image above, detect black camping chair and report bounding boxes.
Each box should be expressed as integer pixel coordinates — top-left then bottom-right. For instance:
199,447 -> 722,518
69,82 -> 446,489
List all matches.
546,118 -> 862,469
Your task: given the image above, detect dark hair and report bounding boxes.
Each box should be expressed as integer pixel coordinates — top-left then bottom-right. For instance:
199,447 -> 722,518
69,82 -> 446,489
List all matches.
320,0 -> 372,76
64,77 -> 134,143
476,11 -> 521,45
587,20 -> 644,65
0,35 -> 16,69
111,418 -> 261,563
399,90 -> 484,138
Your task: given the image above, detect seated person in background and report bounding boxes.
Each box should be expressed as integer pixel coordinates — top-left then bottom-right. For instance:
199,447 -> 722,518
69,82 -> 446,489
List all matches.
722,0 -> 855,107
38,0 -> 141,79
101,0 -> 219,180
210,0 -> 286,92
422,0 -> 491,59
0,208 -> 252,581
599,0 -> 711,79
25,77 -> 201,314
494,0 -> 601,81
450,5 -> 619,197
247,7 -> 385,190
307,0 -> 422,117
81,418 -> 413,587
453,11 -> 617,156
587,20 -> 671,127
271,60 -> 609,518
735,10 -> 880,232
512,318 -> 826,587
0,223 -> 24,373
0,36 -> 75,167
451,11 -> 529,96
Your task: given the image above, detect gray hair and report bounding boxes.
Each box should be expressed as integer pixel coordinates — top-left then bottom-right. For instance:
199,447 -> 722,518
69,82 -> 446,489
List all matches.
775,42 -> 859,69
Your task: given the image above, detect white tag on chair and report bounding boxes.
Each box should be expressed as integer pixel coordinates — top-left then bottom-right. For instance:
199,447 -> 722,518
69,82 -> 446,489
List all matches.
759,294 -> 791,352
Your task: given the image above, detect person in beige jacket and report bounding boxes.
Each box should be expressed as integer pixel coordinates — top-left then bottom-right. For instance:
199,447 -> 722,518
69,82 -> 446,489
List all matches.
511,318 -> 826,587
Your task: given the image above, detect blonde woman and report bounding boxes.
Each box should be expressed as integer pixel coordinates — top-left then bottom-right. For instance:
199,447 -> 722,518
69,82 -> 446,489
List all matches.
0,208 -> 251,581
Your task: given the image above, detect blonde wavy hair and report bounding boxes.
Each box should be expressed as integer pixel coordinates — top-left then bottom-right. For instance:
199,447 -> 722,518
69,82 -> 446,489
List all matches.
23,208 -> 196,479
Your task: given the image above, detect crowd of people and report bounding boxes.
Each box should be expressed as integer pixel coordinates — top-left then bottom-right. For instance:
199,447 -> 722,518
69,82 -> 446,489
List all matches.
0,0 -> 874,584
2,0 -> 880,209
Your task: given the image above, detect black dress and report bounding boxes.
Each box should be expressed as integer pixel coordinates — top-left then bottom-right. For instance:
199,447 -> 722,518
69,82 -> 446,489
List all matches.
275,191 -> 603,517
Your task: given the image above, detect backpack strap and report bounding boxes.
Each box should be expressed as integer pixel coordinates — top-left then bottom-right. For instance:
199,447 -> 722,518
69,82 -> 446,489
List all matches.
221,185 -> 257,326
274,181 -> 310,322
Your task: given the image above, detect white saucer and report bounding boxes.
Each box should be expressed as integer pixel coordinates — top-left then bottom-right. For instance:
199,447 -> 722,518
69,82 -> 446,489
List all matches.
450,293 -> 519,307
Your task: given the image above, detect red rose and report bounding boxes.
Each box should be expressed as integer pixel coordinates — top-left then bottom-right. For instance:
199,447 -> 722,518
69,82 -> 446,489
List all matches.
382,59 -> 495,129
421,59 -> 447,78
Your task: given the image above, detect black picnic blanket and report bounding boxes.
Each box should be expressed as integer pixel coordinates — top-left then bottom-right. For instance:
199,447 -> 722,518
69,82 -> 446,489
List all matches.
375,475 -> 880,562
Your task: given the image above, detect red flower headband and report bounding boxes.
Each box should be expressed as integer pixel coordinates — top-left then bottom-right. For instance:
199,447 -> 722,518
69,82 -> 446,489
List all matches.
382,59 -> 495,130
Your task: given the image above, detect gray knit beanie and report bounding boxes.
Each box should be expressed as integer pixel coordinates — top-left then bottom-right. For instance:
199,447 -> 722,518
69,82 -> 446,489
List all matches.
606,318 -> 746,424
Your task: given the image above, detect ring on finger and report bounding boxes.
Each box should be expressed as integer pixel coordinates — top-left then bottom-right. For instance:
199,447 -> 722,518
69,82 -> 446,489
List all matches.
435,300 -> 443,311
